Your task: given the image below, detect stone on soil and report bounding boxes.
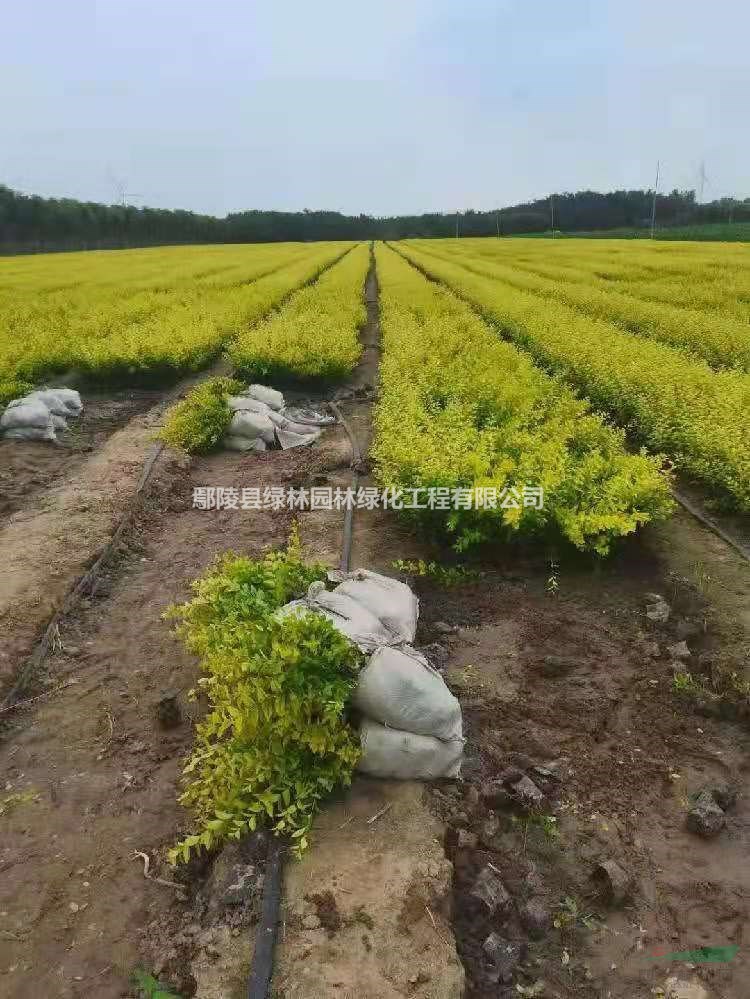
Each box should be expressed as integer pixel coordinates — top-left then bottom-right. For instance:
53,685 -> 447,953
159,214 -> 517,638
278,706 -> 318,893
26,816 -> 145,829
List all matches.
479,814 -> 503,850
470,866 -> 511,915
509,775 -> 547,811
482,932 -> 524,984
645,594 -> 670,623
455,829 -> 478,850
686,791 -> 726,838
519,900 -> 551,939
592,859 -> 631,907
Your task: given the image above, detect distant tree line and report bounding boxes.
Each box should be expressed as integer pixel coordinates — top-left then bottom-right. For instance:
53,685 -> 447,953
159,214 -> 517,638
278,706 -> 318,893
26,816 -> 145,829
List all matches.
1,183 -> 749,253
380,189 -> 750,239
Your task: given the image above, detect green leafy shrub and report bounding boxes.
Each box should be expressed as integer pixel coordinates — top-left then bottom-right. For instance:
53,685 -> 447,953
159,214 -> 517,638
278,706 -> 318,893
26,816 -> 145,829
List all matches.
229,243 -> 368,382
132,969 -> 183,999
373,244 -> 674,555
0,377 -> 33,406
399,241 -> 750,513
159,376 -> 242,454
166,529 -> 363,863
392,558 -> 482,587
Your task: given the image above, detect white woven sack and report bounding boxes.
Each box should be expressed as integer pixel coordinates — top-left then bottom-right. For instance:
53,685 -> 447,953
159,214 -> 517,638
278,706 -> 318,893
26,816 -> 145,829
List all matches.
223,435 -> 267,452
284,406 -> 335,427
353,645 -> 462,741
244,384 -> 285,411
334,569 -> 418,645
276,428 -> 320,450
3,425 -> 57,442
49,388 -> 83,413
227,396 -> 272,415
19,390 -> 76,417
227,410 -> 275,445
357,718 -> 464,780
276,582 -> 390,652
1,401 -> 55,430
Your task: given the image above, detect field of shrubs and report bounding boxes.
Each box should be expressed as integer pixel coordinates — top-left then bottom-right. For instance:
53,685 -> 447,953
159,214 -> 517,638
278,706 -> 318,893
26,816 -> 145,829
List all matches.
0,241 -> 352,403
400,237 -> 750,512
4,235 -> 748,518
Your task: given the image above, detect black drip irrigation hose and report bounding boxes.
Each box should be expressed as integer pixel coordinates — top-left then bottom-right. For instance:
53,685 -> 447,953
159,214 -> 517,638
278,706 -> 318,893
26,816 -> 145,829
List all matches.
245,396 -> 361,998
246,834 -> 284,999
672,489 -> 750,565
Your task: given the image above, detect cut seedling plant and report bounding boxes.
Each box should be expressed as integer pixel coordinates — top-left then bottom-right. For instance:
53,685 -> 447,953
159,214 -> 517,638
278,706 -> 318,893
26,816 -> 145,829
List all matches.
166,528 -> 363,863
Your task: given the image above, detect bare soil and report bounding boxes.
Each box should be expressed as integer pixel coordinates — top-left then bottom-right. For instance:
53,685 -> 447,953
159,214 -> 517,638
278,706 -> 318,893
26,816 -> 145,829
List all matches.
0,388 -> 163,521
0,422 -> 342,998
0,262 -> 749,999
417,523 -> 750,999
0,363 -> 233,699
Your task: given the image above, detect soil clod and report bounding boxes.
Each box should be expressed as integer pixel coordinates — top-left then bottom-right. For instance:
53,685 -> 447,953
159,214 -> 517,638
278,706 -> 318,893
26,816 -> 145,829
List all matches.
518,900 -> 551,939
306,889 -> 342,937
482,932 -> 524,984
155,692 -> 181,728
481,780 -> 513,810
667,639 -> 691,659
645,593 -> 671,622
470,865 -> 512,916
591,859 -> 632,907
508,774 -> 547,811
686,790 -> 727,837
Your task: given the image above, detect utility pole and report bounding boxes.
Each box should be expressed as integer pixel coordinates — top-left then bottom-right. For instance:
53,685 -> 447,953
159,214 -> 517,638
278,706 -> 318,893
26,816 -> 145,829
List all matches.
550,196 -> 555,238
107,168 -> 141,208
698,160 -> 707,203
650,161 -> 660,239
496,210 -> 501,238
455,211 -> 459,238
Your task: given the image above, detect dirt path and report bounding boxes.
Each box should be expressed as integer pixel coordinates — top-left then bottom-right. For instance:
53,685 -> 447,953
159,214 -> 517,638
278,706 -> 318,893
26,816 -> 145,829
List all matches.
274,266 -> 464,999
0,360 -> 239,700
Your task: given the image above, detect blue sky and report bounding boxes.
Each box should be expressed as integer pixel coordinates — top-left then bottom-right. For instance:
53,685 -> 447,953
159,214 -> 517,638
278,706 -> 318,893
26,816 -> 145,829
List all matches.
2,0 -> 748,216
